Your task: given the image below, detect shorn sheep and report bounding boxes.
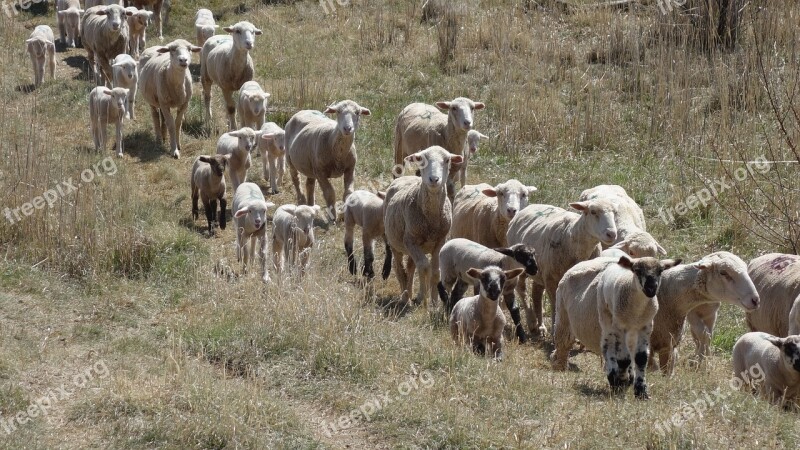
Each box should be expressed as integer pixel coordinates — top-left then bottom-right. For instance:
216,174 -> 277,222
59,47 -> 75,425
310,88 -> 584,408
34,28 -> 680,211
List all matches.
384,146 -> 463,307
138,39 -> 201,158
191,154 -> 230,235
450,180 -> 538,248
258,122 -> 286,195
56,0 -> 83,49
88,86 -> 129,156
215,127 -> 257,192
125,6 -> 153,59
195,8 -> 218,47
110,54 -> 137,120
747,253 -> 800,337
26,25 -> 55,88
285,101 -> 371,221
506,199 -> 618,337
82,4 -> 132,86
232,182 -> 275,283
237,80 -> 269,130
733,332 -> 800,406
200,21 -> 262,131
272,204 -> 321,277
343,190 -> 392,280
130,0 -> 166,41
438,238 -> 538,342
450,266 -> 525,360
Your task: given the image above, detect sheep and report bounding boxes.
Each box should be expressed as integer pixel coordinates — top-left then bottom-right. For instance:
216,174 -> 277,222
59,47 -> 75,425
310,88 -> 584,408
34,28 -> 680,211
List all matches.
84,0 -> 124,7
25,25 -> 55,88
111,54 -> 137,120
191,154 -> 230,235
88,86 -> 129,157
450,180 -> 538,249
258,122 -> 286,195
505,199 -> 618,338
552,255 -> 680,399
236,80 -> 269,130
138,39 -> 201,158
56,0 -> 83,49
82,4 -> 132,86
383,146 -> 463,308
343,190 -> 393,280
195,8 -> 218,47
746,253 -> 800,337
200,21 -> 262,131
460,129 -> 488,186
450,266 -> 525,360
130,0 -> 165,41
393,97 -> 485,197
232,182 -> 275,283
732,332 -> 800,406
125,6 -> 153,59
272,204 -> 321,277
215,127 -> 257,192
438,238 -> 538,343
284,101 -> 371,221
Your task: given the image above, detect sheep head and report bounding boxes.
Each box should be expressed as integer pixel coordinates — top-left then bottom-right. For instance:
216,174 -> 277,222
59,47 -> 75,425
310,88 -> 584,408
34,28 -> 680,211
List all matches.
435,97 -> 485,131
694,252 -> 760,311
481,179 -> 537,220
156,39 -> 202,68
466,266 -> 524,302
324,100 -> 371,137
617,256 -> 681,299
569,198 -> 618,246
224,21 -> 262,51
404,146 -> 463,192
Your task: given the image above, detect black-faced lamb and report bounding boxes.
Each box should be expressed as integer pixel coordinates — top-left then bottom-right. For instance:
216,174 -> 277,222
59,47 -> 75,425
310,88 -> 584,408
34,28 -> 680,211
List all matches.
732,332 -> 800,406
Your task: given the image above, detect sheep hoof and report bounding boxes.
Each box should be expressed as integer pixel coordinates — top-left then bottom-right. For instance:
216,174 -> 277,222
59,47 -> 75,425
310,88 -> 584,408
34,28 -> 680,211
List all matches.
172,150 -> 180,159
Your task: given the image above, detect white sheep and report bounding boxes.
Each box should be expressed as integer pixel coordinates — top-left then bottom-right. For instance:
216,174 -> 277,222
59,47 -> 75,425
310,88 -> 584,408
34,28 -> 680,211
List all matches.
191,154 -> 230,235
84,0 -> 124,7
450,180 -> 538,248
195,8 -> 218,47
130,0 -> 165,41
460,129 -> 488,186
272,204 -> 321,277
450,266 -> 525,360
111,54 -> 137,120
506,199 -> 618,337
343,190 -> 392,280
215,127 -> 257,192
200,21 -> 262,131
82,4 -> 132,86
138,39 -> 201,158
732,332 -> 800,406
236,80 -> 269,130
125,6 -> 153,59
438,238 -> 538,343
232,182 -> 275,283
746,253 -> 800,337
26,25 -> 55,89
56,0 -> 84,49
383,146 -> 463,308
258,122 -> 286,195
88,86 -> 129,156
285,101 -> 371,221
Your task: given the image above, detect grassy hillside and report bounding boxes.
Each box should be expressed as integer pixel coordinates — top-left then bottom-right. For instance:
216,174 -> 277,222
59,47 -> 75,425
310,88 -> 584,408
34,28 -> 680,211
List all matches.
0,0 -> 798,448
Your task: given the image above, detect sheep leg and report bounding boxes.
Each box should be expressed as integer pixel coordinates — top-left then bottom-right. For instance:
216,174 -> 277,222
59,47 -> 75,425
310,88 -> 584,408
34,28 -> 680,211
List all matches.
202,78 -> 212,124
205,199 -> 216,234
287,161 -> 305,204
90,103 -> 100,151
299,245 -> 310,277
381,239 -> 392,280
599,304 -> 627,394
450,279 -> 470,311
98,123 -> 108,153
488,335 -> 503,360
259,236 -> 269,283
317,176 -> 336,222
304,177 -> 316,207
687,304 -> 719,361
391,249 -> 410,303
47,43 -> 55,81
503,293 -> 527,344
153,2 -> 163,40
342,167 -> 355,204
235,225 -> 244,262
248,233 -> 258,274
58,20 -> 66,45
223,90 -> 236,131
546,283 -> 559,333
551,298 -> 571,370
277,156 -> 286,189
631,328 -> 652,400
160,106 -> 180,158
175,102 -> 188,154
149,106 -> 163,144
128,93 -> 136,121
530,282 -> 546,337
272,236 -> 283,273
344,218 -> 357,275
115,120 -> 124,157
30,53 -> 40,87
265,154 -> 276,193
218,196 -> 227,230
402,242 -> 430,308
428,242 -> 446,309
362,234 -> 375,279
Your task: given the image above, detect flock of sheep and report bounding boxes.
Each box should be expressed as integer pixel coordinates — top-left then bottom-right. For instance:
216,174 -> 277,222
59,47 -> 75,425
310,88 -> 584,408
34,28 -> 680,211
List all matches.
23,1 -> 800,407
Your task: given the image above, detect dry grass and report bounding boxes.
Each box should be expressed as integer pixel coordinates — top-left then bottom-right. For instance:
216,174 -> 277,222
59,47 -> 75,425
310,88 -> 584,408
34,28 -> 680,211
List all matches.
0,0 -> 799,448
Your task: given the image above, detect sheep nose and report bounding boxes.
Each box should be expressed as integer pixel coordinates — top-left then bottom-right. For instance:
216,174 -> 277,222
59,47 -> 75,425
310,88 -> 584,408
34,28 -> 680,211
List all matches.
463,120 -> 472,129
507,207 -> 517,218
749,296 -> 760,309
245,41 -> 253,49
429,176 -> 440,184
343,125 -> 353,134
605,230 -> 617,242
112,23 -> 120,30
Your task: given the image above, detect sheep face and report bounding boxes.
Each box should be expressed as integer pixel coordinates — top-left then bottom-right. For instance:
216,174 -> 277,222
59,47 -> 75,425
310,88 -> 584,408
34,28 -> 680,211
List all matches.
569,198 -> 618,246
260,130 -> 286,153
293,205 -> 321,247
610,230 -> 667,258
229,128 -> 257,152
102,87 -> 130,115
198,155 -> 230,178
482,179 -> 537,220
695,252 -> 760,311
617,256 -> 682,298
405,146 -> 463,192
234,200 -> 274,231
26,39 -> 50,58
505,244 -> 538,276
764,334 -> 800,373
467,130 -> 488,154
324,100 -> 371,137
131,10 -> 153,29
467,266 -> 525,302
435,97 -> 486,131
156,39 -> 202,68
224,21 -> 262,51
95,5 -> 132,33
58,8 -> 84,47
112,58 -> 137,83
245,92 -> 269,117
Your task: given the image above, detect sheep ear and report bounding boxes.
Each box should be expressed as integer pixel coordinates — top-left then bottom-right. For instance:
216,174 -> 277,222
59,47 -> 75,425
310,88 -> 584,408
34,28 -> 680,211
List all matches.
493,247 -> 514,258
450,155 -> 464,166
610,240 -> 629,250
198,156 -> 211,164
405,153 -> 423,164
765,335 -> 785,349
102,88 -> 114,96
617,256 -> 633,270
190,46 -> 202,53
57,11 -> 65,17
360,108 -> 371,116
505,268 -> 525,280
435,101 -> 450,110
481,188 -> 497,198
261,133 -> 275,141
466,268 -> 482,280
569,201 -> 589,212
125,10 -> 133,16
526,186 -> 538,195
657,243 -> 667,255
78,9 -> 84,14
234,207 -> 249,218
661,259 -> 682,270
694,260 -> 711,270
156,46 -> 170,53
254,29 -> 263,36
324,105 -> 337,114
265,202 -> 276,209
96,8 -> 108,16
473,102 -> 486,110
223,26 -> 234,33
478,132 -> 489,140
312,205 -> 322,214
375,191 -> 386,200
214,24 -> 220,28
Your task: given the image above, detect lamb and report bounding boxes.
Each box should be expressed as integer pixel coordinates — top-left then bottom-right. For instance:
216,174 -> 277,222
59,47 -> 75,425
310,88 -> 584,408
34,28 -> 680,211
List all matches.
84,1 -> 124,7
138,39 -> 201,158
130,0 -> 165,41
383,146 -> 463,307
25,25 -> 55,88
258,122 -> 286,195
459,129 -> 488,186
125,7 -> 153,59
236,80 -> 269,130
284,101 -> 371,221
200,21 -> 262,131
215,127 -> 257,192
191,154 -> 230,235
82,4 -> 132,86
437,238 -> 538,343
195,8 -> 218,47
505,199 -> 618,337
450,180 -> 538,249
449,266 -> 525,360
746,253 -> 800,337
552,255 -> 680,399
343,190 -> 393,280
232,182 -> 275,283
88,86 -> 129,156
272,204 -> 321,277
732,332 -> 800,406
111,54 -> 137,120
56,0 -> 83,49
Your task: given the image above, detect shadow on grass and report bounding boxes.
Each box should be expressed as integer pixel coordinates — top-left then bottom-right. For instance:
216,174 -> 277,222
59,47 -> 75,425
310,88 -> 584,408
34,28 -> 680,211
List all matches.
375,295 -> 413,320
189,62 -> 201,83
15,84 -> 35,93
574,381 -> 610,398
183,116 -> 211,140
122,130 -> 170,162
64,55 -> 91,81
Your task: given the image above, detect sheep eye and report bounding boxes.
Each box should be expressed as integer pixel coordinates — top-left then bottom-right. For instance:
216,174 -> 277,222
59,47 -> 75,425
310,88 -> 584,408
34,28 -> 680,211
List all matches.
235,30 -> 241,34
720,270 -> 732,280
590,210 -> 597,216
